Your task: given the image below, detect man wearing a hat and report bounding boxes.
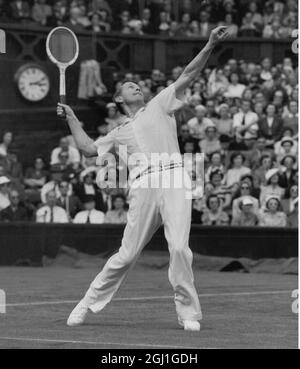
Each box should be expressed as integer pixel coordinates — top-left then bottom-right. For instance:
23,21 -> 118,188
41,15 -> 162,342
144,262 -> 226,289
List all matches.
73,195 -> 105,224
232,197 -> 258,226
0,176 -> 10,211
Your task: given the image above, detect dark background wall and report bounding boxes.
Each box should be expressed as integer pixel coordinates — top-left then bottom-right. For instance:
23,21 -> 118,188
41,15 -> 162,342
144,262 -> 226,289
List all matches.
0,223 -> 297,266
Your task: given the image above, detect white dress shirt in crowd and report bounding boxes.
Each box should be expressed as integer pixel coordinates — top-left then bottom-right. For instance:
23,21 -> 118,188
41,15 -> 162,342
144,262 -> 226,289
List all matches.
36,205 -> 69,223
50,146 -> 81,165
0,192 -> 10,211
73,209 -> 105,224
224,83 -> 246,99
233,111 -> 259,132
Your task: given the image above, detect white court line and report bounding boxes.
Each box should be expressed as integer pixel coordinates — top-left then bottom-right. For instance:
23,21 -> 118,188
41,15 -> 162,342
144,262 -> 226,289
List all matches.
0,336 -> 205,349
1,290 -> 292,308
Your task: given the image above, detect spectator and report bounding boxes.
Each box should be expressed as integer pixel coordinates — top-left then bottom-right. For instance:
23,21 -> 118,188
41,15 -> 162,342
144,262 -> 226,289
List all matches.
56,180 -> 82,220
287,198 -> 298,228
74,169 -> 108,213
51,137 -> 81,169
157,11 -> 171,35
283,100 -> 298,134
73,195 -> 105,224
46,0 -> 67,27
258,103 -> 284,144
187,20 -> 201,38
231,197 -> 259,226
141,8 -> 154,34
226,152 -> 251,188
209,170 -> 232,210
0,131 -> 13,158
214,104 -> 233,138
279,155 -> 297,189
232,180 -> 259,219
233,100 -> 259,139
260,168 -> 285,207
201,195 -> 229,226
239,12 -> 260,37
187,105 -> 214,140
224,73 -> 246,99
0,190 -> 29,222
258,195 -> 287,227
0,176 -> 10,211
247,136 -> 273,170
105,102 -> 123,132
275,135 -> 298,163
8,0 -> 31,22
86,11 -> 110,32
36,190 -> 69,223
64,6 -> 86,31
24,156 -> 48,205
177,13 -> 191,36
32,0 -> 52,26
205,152 -> 225,183
218,13 -> 238,37
105,194 -> 128,224
198,10 -> 214,38
281,185 -> 298,215
199,124 -> 221,156
41,166 -> 67,204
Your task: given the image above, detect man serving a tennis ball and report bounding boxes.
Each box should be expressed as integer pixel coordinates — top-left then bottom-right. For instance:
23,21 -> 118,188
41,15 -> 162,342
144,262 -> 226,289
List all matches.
57,26 -> 229,331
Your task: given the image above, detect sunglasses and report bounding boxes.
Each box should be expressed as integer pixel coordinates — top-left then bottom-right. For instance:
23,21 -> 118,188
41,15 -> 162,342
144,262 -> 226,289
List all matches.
241,186 -> 250,190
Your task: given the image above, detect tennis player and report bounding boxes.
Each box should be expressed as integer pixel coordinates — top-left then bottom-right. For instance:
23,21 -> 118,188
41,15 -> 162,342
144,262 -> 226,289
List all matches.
58,26 -> 228,331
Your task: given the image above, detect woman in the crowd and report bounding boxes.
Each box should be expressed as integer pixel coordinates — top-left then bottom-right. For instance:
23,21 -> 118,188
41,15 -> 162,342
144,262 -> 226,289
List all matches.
214,103 -> 233,138
205,151 -> 225,184
201,194 -> 229,226
253,154 -> 274,186
209,169 -> 232,210
225,152 -> 251,188
104,194 -> 128,224
259,168 -> 285,207
258,195 -> 287,227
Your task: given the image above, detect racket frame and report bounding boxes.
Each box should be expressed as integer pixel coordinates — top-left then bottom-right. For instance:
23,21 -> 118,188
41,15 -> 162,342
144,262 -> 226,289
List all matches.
46,26 -> 79,105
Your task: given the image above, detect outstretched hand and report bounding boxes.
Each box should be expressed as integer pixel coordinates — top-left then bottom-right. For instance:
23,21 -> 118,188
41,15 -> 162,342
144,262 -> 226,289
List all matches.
208,26 -> 229,46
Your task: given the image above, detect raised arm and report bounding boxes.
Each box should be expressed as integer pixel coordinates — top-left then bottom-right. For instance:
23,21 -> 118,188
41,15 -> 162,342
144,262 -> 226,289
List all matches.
57,103 -> 97,157
174,26 -> 229,98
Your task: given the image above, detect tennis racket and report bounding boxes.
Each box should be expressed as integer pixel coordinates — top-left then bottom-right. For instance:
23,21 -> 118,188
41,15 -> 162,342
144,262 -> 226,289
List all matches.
46,26 -> 79,119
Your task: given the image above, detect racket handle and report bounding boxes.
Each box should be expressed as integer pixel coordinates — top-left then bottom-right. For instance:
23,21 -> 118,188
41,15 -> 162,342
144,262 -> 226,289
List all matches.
58,95 -> 67,120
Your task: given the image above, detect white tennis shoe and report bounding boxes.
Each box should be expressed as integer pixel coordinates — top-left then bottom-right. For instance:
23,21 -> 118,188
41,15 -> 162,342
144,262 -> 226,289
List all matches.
67,301 -> 89,327
183,320 -> 201,331
178,318 -> 201,331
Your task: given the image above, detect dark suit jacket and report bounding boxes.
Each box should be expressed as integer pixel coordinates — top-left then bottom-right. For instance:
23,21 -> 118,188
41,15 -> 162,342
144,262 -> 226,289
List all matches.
258,117 -> 284,141
73,184 -> 108,213
0,205 -> 29,222
56,195 -> 82,219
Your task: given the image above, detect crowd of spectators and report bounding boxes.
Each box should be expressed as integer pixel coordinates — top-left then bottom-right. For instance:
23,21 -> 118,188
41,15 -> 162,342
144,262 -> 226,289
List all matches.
0,53 -> 298,227
0,0 -> 298,39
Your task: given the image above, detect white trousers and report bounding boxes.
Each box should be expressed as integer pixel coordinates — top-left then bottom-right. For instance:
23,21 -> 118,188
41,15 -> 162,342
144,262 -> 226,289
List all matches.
81,168 -> 202,322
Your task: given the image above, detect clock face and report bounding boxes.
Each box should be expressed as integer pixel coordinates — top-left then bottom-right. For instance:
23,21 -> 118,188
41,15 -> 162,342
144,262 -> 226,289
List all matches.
16,65 -> 50,102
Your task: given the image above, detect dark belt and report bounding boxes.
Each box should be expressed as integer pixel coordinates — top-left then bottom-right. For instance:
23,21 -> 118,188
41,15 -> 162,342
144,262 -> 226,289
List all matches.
135,162 -> 183,181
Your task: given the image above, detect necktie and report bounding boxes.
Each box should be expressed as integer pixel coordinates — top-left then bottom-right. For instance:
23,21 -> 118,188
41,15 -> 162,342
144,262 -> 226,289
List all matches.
50,207 -> 54,223
86,211 -> 91,224
241,114 -> 246,126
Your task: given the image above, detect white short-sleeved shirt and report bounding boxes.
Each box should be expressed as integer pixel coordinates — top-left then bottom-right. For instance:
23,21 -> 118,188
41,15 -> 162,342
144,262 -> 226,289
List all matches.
94,84 -> 184,177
